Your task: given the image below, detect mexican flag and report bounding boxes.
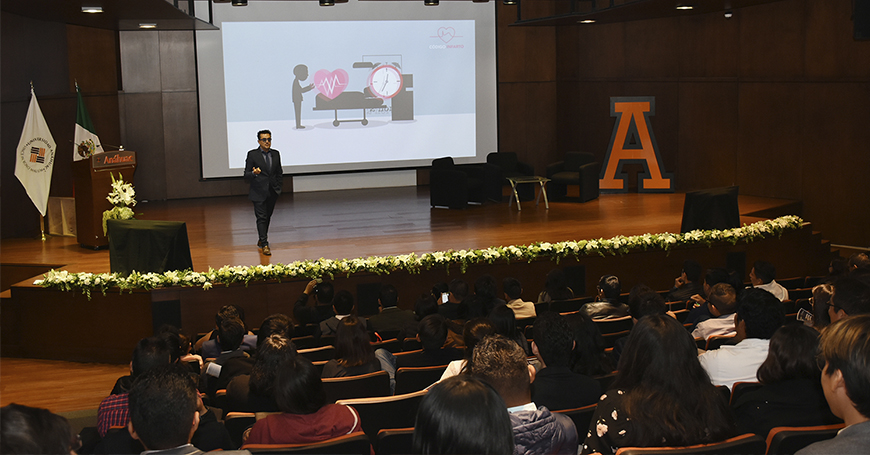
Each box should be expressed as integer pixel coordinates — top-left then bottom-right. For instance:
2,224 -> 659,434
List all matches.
73,83 -> 102,161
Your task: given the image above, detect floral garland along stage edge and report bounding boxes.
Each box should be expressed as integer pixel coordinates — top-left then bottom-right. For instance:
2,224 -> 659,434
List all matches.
101,172 -> 138,236
35,215 -> 804,298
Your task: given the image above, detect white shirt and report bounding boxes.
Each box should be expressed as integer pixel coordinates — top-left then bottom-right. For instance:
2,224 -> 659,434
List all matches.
691,313 -> 737,340
698,338 -> 770,390
438,359 -> 467,382
755,280 -> 789,301
507,299 -> 536,319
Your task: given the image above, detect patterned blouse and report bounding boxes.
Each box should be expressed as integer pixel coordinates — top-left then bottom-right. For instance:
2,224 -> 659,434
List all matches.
581,390 -> 630,455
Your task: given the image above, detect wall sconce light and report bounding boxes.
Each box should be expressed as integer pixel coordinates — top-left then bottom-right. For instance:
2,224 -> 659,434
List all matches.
424,0 -> 439,5
320,0 -> 336,6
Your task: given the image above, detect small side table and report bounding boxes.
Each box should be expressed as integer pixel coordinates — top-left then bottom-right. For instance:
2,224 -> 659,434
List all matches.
507,176 -> 551,211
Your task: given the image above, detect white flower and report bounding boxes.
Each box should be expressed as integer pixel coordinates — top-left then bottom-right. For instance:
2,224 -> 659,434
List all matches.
596,422 -> 609,437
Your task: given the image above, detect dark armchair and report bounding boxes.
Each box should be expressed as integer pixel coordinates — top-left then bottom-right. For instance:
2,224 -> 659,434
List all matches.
546,152 -> 600,202
486,152 -> 535,201
429,157 -> 487,209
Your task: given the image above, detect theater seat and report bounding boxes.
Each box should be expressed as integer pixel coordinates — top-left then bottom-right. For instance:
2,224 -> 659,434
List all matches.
615,433 -> 766,455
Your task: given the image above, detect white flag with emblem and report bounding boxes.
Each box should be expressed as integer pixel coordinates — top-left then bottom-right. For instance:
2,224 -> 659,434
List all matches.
15,87 -> 57,216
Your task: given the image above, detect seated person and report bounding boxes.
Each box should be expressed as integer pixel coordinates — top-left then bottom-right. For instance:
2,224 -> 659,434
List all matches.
537,268 -> 574,303
531,311 -> 601,411
563,311 -> 615,377
684,268 -> 742,327
293,279 -> 335,327
796,315 -> 870,454
199,305 -> 257,359
128,364 -> 243,454
490,304 -> 532,355
613,286 -> 668,363
467,274 -> 505,318
471,335 -> 578,455
503,277 -> 536,320
367,284 -> 417,335
581,315 -> 736,454
412,375 -> 514,455
732,323 -> 841,437
581,275 -> 629,319
201,317 -> 249,398
98,336 -> 173,437
226,334 -> 296,413
1,404 -> 77,454
438,279 -> 470,321
691,283 -> 739,341
322,316 -> 381,378
667,260 -> 704,302
828,276 -> 870,323
439,318 -> 497,381
319,290 -> 367,337
699,288 -> 785,390
245,356 -> 362,445
396,314 -> 463,368
750,260 -> 789,302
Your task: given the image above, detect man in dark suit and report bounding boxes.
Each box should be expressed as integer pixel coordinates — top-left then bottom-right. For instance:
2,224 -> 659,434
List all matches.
244,129 -> 282,256
368,284 -> 417,336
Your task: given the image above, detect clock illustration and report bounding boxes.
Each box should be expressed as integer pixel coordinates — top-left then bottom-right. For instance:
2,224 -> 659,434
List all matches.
367,64 -> 403,99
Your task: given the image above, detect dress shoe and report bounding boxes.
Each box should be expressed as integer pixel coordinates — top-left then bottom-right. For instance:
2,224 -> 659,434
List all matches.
257,240 -> 263,248
262,245 -> 271,256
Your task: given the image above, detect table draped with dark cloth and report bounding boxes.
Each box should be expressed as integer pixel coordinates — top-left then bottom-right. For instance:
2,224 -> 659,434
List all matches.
107,220 -> 193,275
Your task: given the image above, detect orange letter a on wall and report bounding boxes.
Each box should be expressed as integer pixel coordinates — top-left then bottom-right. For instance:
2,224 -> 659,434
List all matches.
599,97 -> 673,193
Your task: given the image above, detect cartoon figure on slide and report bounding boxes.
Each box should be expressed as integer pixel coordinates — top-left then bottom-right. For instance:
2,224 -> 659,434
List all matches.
293,64 -> 315,129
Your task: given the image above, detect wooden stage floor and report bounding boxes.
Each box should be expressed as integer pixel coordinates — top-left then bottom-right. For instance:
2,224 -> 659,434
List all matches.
0,187 -> 796,276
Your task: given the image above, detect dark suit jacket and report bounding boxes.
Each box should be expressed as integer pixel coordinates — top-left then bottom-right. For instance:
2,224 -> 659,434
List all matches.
531,366 -> 602,412
294,293 -> 335,326
244,147 -> 282,202
320,316 -> 368,337
396,347 -> 463,368
368,307 -> 418,334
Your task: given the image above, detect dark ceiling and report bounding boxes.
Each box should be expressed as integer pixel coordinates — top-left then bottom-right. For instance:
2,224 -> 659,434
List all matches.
0,0 -> 790,31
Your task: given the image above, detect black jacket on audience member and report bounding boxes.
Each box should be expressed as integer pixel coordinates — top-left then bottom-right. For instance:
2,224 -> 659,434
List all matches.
731,377 -> 842,438
531,366 -> 601,412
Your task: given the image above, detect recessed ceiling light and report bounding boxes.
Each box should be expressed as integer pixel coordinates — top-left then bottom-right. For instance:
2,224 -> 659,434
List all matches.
579,19 -> 596,24
81,6 -> 103,14
139,23 -> 157,29
676,5 -> 694,10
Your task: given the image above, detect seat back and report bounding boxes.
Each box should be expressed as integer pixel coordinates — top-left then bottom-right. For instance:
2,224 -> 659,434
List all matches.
98,426 -> 145,455
377,427 -> 415,455
225,412 -> 257,449
297,345 -> 335,362
486,151 -> 518,172
337,389 -> 427,440
243,431 -> 371,454
553,403 -> 597,440
564,152 -> 595,169
594,315 -> 634,334
550,297 -> 591,314
729,381 -> 762,405
322,370 -> 391,403
614,433 -> 767,455
372,338 -> 403,353
765,423 -> 844,455
394,365 -> 447,395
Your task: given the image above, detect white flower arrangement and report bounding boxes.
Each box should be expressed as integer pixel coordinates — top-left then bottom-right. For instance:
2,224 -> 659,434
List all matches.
36,215 -> 805,298
102,173 -> 138,235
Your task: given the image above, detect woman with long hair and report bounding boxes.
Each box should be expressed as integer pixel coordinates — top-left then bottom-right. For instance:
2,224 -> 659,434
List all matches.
226,334 -> 295,412
581,314 -> 736,454
488,304 -> 531,355
538,268 -> 574,303
438,318 -> 497,381
732,323 -> 840,437
413,375 -> 514,455
321,316 -> 381,378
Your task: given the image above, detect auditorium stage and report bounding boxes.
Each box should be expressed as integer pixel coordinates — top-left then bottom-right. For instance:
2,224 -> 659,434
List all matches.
0,187 -> 802,279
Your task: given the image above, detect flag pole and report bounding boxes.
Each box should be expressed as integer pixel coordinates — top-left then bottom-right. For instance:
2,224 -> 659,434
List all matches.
40,215 -> 47,241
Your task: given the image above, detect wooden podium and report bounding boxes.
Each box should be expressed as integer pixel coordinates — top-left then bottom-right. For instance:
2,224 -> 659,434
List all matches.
72,150 -> 137,249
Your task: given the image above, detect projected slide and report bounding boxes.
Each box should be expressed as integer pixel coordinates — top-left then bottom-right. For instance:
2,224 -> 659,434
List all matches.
222,20 -> 476,170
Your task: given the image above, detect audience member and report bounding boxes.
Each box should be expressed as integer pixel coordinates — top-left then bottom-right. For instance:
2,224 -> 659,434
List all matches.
439,279 -> 470,321
226,334 -> 296,413
439,318 -> 497,381
612,288 -> 668,363
489,304 -> 532,355
691,283 -> 739,341
581,275 -> 629,319
199,305 -> 257,358
732,323 -> 840,437
504,277 -> 536,319
0,403 -> 78,454
563,311 -> 615,377
322,316 -> 380,378
795,315 -> 870,454
581,314 -> 736,454
412,375 -> 514,455
202,317 -> 250,398
685,268 -> 742,327
467,274 -> 505,318
245,356 -> 362,445
531,312 -> 601,411
396,315 -> 463,368
537,269 -> 574,303
847,252 -> 870,273
319,290 -> 367,337
367,284 -> 416,335
128,364 -> 240,454
829,276 -> 870,322
668,260 -> 703,302
293,279 -> 335,327
415,293 -> 439,321
98,336 -> 173,437
750,260 -> 789,301
699,288 -> 785,389
471,335 -> 578,455
828,257 -> 848,278
811,283 -> 834,331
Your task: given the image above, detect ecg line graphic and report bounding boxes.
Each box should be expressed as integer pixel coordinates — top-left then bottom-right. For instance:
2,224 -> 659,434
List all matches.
317,74 -> 347,98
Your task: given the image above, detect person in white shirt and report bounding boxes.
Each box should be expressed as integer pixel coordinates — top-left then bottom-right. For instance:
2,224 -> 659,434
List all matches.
698,288 -> 785,390
692,283 -> 738,341
750,260 -> 789,302
503,277 -> 536,320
